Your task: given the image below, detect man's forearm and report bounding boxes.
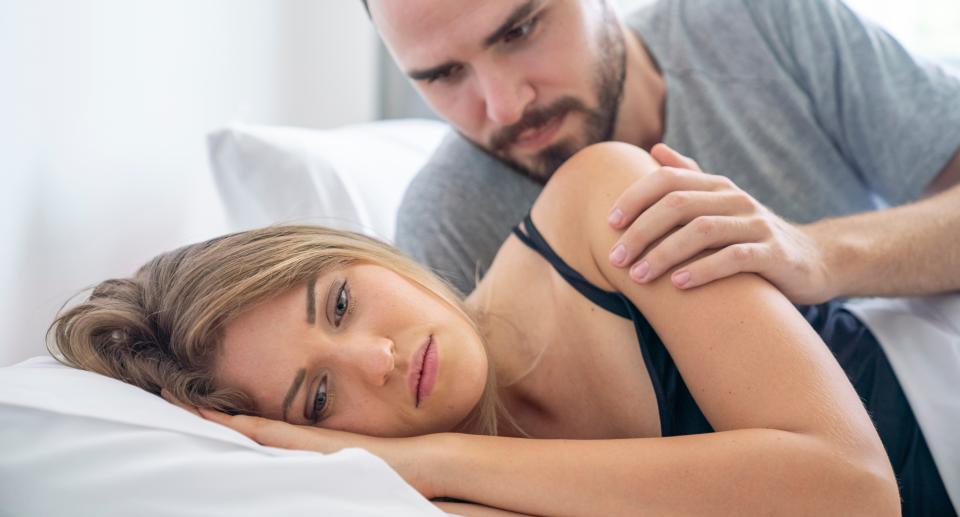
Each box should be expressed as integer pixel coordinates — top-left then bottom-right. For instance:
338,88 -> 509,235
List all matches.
807,182 -> 960,299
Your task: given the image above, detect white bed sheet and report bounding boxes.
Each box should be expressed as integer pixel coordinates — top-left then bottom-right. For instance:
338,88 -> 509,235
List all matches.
0,357 -> 447,517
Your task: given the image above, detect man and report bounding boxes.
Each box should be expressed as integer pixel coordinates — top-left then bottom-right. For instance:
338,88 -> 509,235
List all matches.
364,0 -> 960,302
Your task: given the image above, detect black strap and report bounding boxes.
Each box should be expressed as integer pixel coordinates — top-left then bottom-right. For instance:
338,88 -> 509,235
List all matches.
512,215 -> 631,319
512,214 -> 673,434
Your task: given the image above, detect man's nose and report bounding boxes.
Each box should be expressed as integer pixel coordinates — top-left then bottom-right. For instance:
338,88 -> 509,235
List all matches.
478,65 -> 535,127
353,336 -> 396,387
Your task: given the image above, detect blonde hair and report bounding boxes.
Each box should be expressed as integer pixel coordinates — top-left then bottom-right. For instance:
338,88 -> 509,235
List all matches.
49,225 -> 520,436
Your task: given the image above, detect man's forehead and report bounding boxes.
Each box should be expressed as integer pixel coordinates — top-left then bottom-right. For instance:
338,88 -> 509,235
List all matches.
369,0 -> 540,67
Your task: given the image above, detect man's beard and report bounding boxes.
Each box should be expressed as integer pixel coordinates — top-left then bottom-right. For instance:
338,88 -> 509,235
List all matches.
468,5 -> 627,184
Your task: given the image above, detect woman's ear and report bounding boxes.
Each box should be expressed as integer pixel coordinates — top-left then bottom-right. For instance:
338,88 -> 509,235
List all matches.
160,388 -> 203,417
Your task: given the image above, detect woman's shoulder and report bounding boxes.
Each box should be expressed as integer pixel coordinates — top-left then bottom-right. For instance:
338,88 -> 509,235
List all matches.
535,142 -> 657,209
528,142 -> 659,290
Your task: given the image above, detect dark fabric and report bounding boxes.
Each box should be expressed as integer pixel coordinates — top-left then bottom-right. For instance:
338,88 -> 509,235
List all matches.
797,303 -> 956,517
513,214 -> 955,516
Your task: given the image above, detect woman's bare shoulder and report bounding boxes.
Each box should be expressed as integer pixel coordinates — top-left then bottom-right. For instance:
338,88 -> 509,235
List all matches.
527,142 -> 659,290
533,142 -> 658,219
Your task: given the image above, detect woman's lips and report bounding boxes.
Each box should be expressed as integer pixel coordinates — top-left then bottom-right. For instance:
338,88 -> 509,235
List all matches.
408,335 -> 438,408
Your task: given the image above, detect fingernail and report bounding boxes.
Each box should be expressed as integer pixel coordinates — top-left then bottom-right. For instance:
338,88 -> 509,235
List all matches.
608,208 -> 624,227
609,244 -> 627,266
630,261 -> 650,281
673,271 -> 690,288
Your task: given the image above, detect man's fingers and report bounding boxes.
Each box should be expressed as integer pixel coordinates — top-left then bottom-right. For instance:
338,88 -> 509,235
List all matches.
627,216 -> 767,283
610,191 -> 753,268
608,166 -> 726,229
668,243 -> 769,289
651,143 -> 702,171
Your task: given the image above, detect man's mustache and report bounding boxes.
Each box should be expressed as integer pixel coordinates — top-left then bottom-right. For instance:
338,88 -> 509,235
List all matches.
489,97 -> 589,153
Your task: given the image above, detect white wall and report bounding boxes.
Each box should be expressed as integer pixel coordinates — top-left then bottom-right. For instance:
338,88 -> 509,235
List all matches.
615,0 -> 960,67
0,0 -> 378,365
844,0 -> 960,68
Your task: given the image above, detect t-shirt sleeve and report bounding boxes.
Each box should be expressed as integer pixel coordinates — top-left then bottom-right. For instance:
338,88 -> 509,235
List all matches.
394,133 -> 542,294
745,0 -> 960,204
394,173 -> 489,295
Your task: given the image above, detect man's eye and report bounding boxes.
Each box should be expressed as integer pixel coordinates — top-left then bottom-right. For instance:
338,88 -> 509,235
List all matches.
503,17 -> 538,44
334,281 -> 348,325
427,65 -> 463,84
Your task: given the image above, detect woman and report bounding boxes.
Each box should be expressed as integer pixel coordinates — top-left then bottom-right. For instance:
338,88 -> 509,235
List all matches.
50,143 -> 953,516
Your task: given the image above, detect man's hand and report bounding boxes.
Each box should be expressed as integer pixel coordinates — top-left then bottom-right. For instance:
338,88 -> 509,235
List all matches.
607,143 -> 833,304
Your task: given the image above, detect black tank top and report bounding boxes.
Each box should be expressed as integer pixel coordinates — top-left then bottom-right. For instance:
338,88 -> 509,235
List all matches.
512,214 -> 955,517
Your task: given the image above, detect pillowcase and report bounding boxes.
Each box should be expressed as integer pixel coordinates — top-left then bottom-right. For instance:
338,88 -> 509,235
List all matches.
0,356 -> 446,516
208,119 -> 449,241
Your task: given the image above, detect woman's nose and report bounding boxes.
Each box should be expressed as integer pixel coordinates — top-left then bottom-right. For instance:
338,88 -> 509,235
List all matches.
355,337 -> 395,386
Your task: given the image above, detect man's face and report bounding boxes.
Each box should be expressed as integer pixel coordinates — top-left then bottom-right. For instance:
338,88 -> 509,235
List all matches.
369,0 -> 626,182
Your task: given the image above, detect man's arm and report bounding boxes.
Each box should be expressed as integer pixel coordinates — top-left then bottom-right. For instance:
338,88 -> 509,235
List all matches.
605,0 -> 960,302
804,149 -> 960,299
606,145 -> 960,303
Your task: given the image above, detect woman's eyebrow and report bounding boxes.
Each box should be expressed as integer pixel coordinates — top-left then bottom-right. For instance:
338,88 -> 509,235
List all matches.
306,278 -> 317,325
282,368 -> 306,422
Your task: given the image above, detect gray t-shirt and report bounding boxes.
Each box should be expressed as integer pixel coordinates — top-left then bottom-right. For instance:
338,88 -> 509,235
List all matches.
396,0 -> 960,294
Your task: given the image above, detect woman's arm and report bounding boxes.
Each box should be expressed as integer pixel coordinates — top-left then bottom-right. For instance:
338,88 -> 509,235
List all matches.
424,143 -> 900,516
434,501 -> 538,517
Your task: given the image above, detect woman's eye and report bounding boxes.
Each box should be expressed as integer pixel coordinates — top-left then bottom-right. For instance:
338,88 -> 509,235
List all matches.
313,376 -> 329,422
503,17 -> 538,44
334,281 -> 348,325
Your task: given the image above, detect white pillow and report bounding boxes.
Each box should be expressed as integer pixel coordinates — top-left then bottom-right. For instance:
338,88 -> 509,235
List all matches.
0,356 -> 446,517
208,119 -> 449,241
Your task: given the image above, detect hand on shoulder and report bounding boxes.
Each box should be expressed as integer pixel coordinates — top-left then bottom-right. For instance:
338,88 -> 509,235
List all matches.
601,143 -> 833,304
527,141 -> 661,291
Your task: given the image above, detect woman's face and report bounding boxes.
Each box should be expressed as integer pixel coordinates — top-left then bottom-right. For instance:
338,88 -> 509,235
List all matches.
215,263 -> 489,437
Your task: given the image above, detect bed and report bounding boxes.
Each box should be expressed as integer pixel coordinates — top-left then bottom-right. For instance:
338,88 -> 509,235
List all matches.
1,118 -> 957,514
